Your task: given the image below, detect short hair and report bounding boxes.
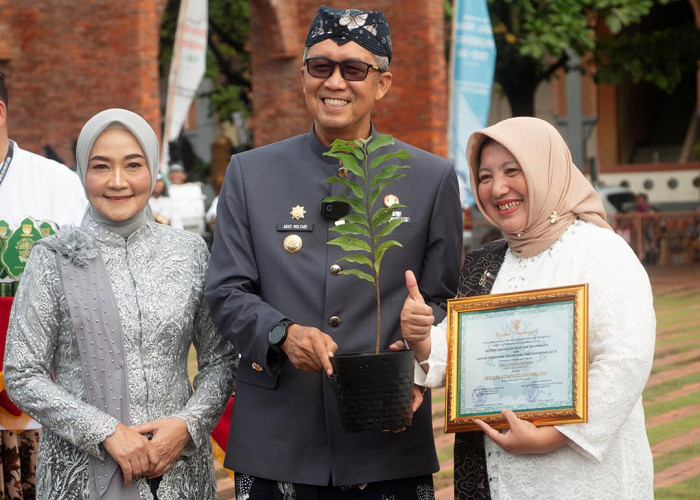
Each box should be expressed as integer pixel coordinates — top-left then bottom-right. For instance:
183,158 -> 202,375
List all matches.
0,72 -> 7,109
302,47 -> 390,72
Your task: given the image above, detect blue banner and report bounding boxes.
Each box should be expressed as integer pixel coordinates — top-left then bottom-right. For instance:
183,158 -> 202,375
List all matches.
448,0 -> 496,207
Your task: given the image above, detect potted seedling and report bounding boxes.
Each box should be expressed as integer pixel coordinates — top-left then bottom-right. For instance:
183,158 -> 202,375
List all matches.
322,133 -> 415,432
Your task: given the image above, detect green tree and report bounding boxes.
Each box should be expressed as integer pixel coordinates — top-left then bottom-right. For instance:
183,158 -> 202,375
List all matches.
594,2 -> 700,93
160,0 -> 251,122
479,0 -> 696,116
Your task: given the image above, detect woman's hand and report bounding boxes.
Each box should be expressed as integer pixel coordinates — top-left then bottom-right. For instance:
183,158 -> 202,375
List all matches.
132,417 -> 192,479
400,270 -> 434,363
475,409 -> 568,455
102,422 -> 159,485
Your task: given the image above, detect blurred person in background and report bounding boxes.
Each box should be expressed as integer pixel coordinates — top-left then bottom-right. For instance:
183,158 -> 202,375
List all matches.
0,70 -> 86,499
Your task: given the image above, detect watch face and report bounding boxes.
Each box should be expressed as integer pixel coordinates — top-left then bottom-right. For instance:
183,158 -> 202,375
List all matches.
269,323 -> 287,346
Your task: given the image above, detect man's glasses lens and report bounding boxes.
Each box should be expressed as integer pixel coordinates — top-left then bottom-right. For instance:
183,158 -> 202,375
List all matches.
305,58 -> 377,81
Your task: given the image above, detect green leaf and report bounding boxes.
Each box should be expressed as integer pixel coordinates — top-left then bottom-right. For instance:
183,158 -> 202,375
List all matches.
605,13 -> 622,34
326,138 -> 361,152
369,150 -> 413,170
348,146 -> 365,161
366,134 -> 395,153
329,223 -> 369,236
326,138 -> 366,160
372,206 -> 396,227
338,268 -> 375,284
370,169 -> 404,189
376,218 -> 406,238
369,175 -> 406,209
374,240 -> 403,274
337,254 -> 374,268
341,214 -> 369,227
322,153 -> 364,179
369,165 -> 410,189
327,236 -> 371,252
325,176 -> 364,199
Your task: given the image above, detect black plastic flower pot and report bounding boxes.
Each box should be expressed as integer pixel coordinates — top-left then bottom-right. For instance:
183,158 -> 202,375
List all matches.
330,349 -> 415,432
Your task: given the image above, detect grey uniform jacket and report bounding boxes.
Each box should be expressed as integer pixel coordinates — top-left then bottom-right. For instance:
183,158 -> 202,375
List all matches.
205,127 -> 462,486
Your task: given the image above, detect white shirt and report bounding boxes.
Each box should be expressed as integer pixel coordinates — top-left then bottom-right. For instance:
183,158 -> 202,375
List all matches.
0,141 -> 86,230
148,195 -> 184,229
0,141 -> 87,429
418,220 -> 655,499
168,182 -> 206,235
205,195 -> 218,225
0,141 -> 87,284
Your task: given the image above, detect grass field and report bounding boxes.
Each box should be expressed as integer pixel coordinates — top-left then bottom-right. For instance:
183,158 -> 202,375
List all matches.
645,286 -> 700,500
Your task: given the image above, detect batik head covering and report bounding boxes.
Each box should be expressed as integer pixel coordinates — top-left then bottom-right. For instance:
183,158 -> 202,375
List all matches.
466,116 -> 611,258
305,5 -> 392,62
75,108 -> 159,238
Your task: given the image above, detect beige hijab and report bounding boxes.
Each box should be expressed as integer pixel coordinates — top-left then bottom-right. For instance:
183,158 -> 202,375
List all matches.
466,117 -> 611,258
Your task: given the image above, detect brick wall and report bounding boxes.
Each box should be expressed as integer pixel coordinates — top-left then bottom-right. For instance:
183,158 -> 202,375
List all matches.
1,0 -> 449,163
0,0 -> 167,164
249,0 -> 449,157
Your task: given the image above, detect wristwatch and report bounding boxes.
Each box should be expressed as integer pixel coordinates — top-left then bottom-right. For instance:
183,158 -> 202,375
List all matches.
269,319 -> 293,349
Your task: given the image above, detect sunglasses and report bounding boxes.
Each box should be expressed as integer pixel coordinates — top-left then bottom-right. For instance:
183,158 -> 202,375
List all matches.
304,57 -> 385,82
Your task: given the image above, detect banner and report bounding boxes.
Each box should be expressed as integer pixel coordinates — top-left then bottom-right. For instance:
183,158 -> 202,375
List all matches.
161,0 -> 209,172
448,0 -> 496,206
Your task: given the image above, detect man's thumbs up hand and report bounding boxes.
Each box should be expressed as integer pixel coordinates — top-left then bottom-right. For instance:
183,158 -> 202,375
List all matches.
405,269 -> 425,305
399,270 -> 434,349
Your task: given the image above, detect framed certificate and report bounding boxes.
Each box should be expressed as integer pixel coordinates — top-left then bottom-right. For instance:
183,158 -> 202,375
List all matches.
445,284 -> 588,433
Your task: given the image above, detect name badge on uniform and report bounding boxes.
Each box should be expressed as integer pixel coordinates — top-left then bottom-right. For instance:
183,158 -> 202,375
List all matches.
277,223 -> 314,232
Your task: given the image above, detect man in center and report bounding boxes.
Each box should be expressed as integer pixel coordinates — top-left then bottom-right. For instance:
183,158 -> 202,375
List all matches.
205,6 -> 462,498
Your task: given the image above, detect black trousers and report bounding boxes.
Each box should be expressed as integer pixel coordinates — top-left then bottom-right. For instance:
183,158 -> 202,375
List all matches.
149,476 -> 162,499
236,473 -> 434,499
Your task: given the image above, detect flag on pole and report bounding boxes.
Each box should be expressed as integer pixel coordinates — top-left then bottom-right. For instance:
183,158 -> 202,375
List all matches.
161,0 -> 209,173
448,0 -> 496,206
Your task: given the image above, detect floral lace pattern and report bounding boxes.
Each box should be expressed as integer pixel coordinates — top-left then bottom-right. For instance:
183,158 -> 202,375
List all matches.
424,220 -> 655,499
4,217 -> 238,499
485,220 -> 655,499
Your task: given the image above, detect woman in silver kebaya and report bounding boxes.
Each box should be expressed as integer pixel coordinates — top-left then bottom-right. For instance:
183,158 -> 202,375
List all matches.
4,108 -> 237,500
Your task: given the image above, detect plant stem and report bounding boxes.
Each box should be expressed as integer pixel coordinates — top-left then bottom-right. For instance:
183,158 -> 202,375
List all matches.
375,277 -> 381,354
360,140 -> 383,355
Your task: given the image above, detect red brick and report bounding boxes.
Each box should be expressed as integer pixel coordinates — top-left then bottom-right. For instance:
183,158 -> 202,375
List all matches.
1,0 -> 167,164
2,0 -> 447,163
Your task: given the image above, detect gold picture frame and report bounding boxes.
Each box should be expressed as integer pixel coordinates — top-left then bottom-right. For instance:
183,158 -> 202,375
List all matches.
445,284 -> 588,433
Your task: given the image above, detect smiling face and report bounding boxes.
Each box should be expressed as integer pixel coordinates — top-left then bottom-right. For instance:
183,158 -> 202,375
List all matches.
301,39 -> 392,146
476,141 -> 529,235
85,127 -> 152,222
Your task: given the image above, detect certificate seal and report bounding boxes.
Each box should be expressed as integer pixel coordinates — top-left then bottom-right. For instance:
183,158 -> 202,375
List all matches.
472,386 -> 487,406
525,384 -> 539,403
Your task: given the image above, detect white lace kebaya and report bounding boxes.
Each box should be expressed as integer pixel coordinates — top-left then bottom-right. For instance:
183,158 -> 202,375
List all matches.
417,219 -> 655,500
